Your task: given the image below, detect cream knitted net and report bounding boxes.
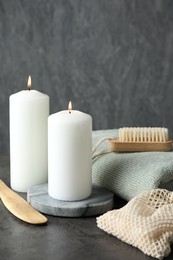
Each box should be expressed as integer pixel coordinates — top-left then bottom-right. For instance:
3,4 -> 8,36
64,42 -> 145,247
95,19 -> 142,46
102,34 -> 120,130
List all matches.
97,189 -> 173,259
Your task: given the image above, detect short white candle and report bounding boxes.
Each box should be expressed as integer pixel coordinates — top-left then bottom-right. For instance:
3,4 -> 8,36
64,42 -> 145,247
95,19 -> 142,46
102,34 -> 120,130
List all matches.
48,102 -> 92,201
10,76 -> 49,192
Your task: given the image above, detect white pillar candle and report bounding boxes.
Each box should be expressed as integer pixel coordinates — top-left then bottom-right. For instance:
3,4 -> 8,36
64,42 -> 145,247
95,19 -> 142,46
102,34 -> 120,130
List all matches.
48,102 -> 92,201
10,76 -> 49,192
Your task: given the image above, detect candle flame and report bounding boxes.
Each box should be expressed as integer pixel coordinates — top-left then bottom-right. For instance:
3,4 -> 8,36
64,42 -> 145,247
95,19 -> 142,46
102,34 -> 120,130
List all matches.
27,75 -> 32,89
68,101 -> 72,111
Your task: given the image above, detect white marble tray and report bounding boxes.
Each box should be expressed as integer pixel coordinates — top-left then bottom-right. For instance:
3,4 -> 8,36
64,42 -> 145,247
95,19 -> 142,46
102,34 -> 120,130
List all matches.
27,184 -> 114,217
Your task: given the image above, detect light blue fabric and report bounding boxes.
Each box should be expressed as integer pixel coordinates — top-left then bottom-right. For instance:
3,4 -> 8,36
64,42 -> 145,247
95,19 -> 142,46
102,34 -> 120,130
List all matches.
92,129 -> 173,201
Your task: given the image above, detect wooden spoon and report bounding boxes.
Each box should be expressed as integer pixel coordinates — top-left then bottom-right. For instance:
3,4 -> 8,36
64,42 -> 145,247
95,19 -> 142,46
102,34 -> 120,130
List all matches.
0,180 -> 47,225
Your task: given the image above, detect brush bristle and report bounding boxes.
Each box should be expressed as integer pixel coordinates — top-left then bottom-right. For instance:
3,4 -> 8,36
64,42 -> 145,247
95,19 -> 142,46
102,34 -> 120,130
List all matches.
119,127 -> 169,142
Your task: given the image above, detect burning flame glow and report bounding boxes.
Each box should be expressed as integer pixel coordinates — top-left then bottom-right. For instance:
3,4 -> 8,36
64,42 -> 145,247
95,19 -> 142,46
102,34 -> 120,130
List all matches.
68,101 -> 72,111
27,75 -> 32,89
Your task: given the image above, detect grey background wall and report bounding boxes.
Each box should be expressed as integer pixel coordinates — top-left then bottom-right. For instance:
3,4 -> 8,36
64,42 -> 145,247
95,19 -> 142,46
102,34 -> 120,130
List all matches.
0,0 -> 173,153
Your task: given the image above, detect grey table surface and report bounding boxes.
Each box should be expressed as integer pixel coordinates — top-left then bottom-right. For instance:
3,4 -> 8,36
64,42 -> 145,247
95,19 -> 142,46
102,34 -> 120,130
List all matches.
0,155 -> 173,260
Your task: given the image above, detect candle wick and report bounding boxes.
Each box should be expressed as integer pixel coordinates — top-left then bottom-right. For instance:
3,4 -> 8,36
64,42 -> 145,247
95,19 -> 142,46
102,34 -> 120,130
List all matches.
28,88 -> 31,91
69,111 -> 71,114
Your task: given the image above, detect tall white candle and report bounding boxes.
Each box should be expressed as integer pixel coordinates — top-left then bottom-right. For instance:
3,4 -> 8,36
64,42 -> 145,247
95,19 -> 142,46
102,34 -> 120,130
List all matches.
48,102 -> 92,201
10,76 -> 49,192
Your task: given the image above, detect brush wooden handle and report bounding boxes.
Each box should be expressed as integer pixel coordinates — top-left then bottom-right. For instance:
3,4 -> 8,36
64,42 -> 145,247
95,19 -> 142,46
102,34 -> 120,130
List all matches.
0,180 -> 47,225
109,139 -> 173,152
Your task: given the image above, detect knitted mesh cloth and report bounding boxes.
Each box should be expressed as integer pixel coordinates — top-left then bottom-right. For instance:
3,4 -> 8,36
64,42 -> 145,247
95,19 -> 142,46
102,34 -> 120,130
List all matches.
97,189 -> 173,259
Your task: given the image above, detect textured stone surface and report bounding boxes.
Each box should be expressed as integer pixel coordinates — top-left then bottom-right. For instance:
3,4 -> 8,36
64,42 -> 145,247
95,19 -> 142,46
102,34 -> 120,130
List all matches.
1,1 -> 173,153
27,184 -> 114,217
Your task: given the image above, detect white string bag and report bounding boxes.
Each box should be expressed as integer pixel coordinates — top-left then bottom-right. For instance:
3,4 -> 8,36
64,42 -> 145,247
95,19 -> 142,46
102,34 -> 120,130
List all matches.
97,189 -> 173,259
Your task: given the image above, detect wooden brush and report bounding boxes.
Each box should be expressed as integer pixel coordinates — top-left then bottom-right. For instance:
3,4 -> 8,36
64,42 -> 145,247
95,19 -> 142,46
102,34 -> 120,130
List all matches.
109,127 -> 172,152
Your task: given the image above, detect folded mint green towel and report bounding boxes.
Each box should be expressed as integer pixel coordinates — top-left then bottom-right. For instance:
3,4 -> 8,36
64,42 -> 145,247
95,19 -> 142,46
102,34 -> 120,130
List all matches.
92,129 -> 173,201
